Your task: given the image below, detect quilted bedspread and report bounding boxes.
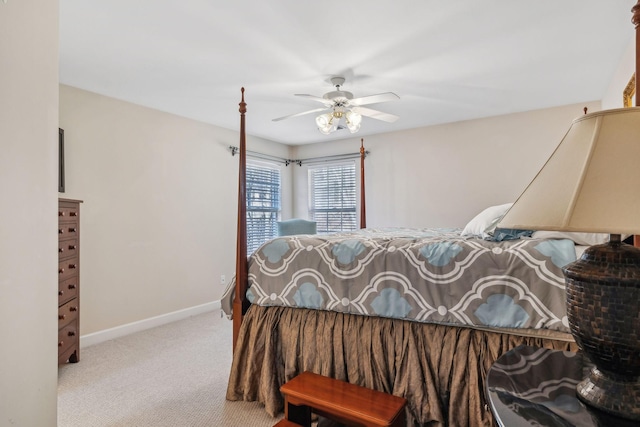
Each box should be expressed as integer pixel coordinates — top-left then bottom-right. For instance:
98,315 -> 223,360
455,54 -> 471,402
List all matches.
246,228 -> 577,332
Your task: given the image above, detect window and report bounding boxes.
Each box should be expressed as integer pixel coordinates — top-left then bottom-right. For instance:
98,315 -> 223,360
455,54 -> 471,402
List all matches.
308,162 -> 357,233
246,161 -> 281,254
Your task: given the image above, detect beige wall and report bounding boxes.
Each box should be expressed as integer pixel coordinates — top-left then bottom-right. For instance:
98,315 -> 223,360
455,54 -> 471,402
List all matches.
59,85 -> 291,335
0,0 -> 59,425
292,101 -> 601,228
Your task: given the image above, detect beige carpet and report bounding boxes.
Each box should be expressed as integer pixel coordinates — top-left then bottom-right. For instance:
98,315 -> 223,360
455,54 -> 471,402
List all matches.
58,309 -> 282,426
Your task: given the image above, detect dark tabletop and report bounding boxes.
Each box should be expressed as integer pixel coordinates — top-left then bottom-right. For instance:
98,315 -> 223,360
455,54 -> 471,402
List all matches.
486,345 -> 639,427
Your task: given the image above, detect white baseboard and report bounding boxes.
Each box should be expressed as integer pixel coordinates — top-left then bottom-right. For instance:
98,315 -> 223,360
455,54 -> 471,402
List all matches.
80,300 -> 221,348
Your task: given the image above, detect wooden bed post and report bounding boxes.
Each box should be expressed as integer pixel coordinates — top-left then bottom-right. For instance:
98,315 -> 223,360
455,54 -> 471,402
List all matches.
360,138 -> 366,229
633,2 -> 640,248
233,88 -> 249,351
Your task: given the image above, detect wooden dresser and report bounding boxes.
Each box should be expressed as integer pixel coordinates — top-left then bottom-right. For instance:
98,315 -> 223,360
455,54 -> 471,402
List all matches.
58,198 -> 82,364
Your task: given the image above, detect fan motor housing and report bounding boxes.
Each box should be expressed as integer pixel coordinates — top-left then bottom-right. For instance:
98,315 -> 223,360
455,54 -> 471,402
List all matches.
323,90 -> 353,103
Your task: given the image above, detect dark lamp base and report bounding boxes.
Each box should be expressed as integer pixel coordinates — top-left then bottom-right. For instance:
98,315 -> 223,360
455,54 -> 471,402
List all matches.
576,368 -> 640,420
563,240 -> 640,421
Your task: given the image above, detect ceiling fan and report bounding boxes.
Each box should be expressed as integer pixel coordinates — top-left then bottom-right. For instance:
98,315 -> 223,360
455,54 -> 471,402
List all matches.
273,76 -> 400,135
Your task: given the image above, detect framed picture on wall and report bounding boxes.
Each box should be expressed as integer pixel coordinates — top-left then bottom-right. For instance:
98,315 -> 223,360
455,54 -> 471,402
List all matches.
59,128 -> 65,193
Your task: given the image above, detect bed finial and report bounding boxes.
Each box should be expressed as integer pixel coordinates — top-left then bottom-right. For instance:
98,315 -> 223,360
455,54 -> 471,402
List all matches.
360,138 -> 366,229
633,1 -> 640,28
584,107 -> 588,114
239,87 -> 246,114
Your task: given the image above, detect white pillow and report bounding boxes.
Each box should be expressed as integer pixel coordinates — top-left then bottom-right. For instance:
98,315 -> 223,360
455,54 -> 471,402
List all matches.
461,203 -> 513,239
531,231 -> 609,246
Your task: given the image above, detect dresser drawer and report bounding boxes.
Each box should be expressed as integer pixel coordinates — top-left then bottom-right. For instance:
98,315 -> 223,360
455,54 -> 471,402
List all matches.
58,276 -> 79,306
58,257 -> 79,281
58,238 -> 79,260
58,320 -> 78,356
58,204 -> 80,221
58,222 -> 79,240
58,298 -> 79,328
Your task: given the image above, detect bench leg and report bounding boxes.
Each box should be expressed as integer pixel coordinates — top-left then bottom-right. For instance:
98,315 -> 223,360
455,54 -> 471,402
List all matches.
284,398 -> 312,427
391,410 -> 406,427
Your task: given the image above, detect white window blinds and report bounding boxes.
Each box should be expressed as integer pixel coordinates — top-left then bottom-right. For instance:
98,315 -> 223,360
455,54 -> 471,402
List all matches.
308,162 -> 357,233
246,162 -> 281,254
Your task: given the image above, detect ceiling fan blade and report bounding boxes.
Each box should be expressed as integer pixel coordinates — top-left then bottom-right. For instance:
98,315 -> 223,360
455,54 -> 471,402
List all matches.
352,106 -> 399,123
272,107 -> 329,122
294,94 -> 334,106
349,92 -> 399,107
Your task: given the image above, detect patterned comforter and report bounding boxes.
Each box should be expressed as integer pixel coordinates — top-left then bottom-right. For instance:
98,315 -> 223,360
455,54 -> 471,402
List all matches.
246,228 -> 577,333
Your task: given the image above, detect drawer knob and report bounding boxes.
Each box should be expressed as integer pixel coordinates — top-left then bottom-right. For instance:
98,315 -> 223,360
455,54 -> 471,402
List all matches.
59,341 -> 64,347
68,244 -> 77,250
68,227 -> 77,233
70,212 -> 77,217
58,229 -> 64,234
59,211 -> 64,217
67,331 -> 76,337
59,314 -> 66,320
59,268 -> 64,274
70,306 -> 78,312
68,284 -> 77,290
59,248 -> 64,253
59,290 -> 64,296
69,264 -> 77,269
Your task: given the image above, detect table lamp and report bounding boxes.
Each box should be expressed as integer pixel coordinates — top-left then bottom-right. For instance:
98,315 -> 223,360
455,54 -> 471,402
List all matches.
499,107 -> 640,420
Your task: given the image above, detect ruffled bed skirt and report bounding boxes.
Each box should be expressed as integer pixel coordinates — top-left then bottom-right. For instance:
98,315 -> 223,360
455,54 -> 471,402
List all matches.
226,305 -> 578,426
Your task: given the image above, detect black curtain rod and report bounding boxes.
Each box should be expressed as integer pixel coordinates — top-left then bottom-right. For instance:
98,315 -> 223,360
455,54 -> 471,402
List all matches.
228,146 -> 368,166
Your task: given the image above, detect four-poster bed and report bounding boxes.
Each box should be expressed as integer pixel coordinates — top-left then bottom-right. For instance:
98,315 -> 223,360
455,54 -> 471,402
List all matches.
225,89 -> 584,426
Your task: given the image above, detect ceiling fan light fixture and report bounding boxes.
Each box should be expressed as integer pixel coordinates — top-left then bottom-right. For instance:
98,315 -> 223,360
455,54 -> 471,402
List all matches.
316,113 -> 335,134
345,110 -> 362,133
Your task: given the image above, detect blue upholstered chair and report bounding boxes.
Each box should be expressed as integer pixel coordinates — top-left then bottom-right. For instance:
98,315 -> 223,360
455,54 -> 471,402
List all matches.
277,219 -> 317,236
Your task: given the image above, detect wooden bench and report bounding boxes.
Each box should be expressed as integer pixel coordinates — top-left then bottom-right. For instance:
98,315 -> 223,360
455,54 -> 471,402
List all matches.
279,371 -> 407,427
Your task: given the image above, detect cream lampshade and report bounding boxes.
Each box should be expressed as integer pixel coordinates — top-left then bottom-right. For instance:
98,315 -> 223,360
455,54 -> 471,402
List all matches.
499,108 -> 640,234
499,107 -> 640,420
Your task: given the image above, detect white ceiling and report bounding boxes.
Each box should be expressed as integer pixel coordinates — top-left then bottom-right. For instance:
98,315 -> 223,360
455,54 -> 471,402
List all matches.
59,1 -> 634,145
